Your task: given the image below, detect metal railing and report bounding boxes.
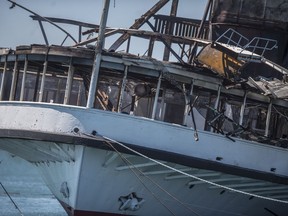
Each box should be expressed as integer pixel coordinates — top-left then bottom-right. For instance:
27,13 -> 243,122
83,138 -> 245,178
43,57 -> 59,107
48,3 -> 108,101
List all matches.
215,28 -> 278,63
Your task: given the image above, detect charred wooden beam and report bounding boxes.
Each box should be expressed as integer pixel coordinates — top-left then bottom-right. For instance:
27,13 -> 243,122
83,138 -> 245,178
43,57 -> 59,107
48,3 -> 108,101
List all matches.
146,20 -> 184,64
38,21 -> 49,45
163,0 -> 179,61
188,0 -> 213,63
9,56 -> 18,101
7,1 -> 77,44
30,15 -> 99,29
31,15 -> 100,44
86,0 -> 110,108
75,29 -> 119,47
0,56 -> 7,101
76,27 -> 210,53
20,55 -> 28,101
147,37 -> 155,57
108,0 -> 169,52
64,58 -> 75,105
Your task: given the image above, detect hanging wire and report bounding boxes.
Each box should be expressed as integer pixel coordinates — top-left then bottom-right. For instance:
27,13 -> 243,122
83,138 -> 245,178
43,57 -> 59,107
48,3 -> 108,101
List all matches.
0,182 -> 24,216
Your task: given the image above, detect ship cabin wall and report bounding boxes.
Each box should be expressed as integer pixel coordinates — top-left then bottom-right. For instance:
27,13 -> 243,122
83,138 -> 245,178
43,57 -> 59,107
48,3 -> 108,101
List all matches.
0,54 -> 288,147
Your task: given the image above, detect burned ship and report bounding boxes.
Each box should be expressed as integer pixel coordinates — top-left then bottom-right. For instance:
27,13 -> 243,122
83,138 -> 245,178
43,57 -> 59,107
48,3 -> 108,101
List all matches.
0,0 -> 288,215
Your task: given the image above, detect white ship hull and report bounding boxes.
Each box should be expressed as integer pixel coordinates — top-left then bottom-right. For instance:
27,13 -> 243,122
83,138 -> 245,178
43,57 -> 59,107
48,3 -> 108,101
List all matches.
0,102 -> 287,216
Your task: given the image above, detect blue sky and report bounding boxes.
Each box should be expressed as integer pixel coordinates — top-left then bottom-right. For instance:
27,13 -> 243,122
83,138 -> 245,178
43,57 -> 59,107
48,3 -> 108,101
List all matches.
0,0 -> 206,56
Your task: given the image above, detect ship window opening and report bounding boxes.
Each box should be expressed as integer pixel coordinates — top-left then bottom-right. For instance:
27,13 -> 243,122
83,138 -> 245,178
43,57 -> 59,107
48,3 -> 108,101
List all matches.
162,89 -> 185,124
18,72 -> 33,101
69,77 -> 86,106
273,106 -> 288,140
38,74 -> 66,103
8,60 -> 88,106
193,91 -> 219,131
192,93 -> 209,119
221,101 -> 242,133
14,72 -> 23,101
9,63 -> 20,101
189,91 -> 210,131
0,65 -> 3,91
192,91 -> 247,134
0,62 -> 7,100
117,79 -> 135,114
20,70 -> 42,102
133,81 -> 160,119
209,99 -> 258,137
255,108 -> 267,131
0,67 -> 13,101
93,72 -> 166,119
95,77 -> 121,111
133,97 -> 149,117
163,103 -> 185,124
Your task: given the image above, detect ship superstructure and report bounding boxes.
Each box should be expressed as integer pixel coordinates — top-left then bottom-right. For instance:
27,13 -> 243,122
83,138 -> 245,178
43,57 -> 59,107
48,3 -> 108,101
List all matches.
0,0 -> 288,215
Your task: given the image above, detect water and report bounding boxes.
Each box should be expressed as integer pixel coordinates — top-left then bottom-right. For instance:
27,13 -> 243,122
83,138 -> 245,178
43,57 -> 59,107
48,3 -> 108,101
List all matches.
0,151 -> 67,216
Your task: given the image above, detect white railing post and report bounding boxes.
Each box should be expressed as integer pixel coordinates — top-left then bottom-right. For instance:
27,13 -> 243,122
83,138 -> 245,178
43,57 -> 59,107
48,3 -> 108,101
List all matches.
86,0 -> 110,108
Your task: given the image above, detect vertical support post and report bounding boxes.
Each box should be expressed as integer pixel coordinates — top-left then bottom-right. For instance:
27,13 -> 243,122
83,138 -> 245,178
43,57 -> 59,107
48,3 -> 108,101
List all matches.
208,0 -> 215,41
130,95 -> 136,115
126,36 -> 131,53
78,26 -> 82,43
33,69 -> 40,102
108,0 -> 169,52
64,58 -> 75,105
188,0 -> 212,63
0,56 -> 7,101
76,82 -> 82,106
86,0 -> 110,108
214,85 -> 221,110
38,21 -> 49,46
265,101 -> 272,137
183,80 -> 194,125
9,56 -> 18,101
147,37 -> 155,57
180,44 -> 186,59
163,0 -> 179,61
55,79 -> 62,103
158,87 -> 166,120
151,72 -> 162,119
20,55 -> 28,101
38,60 -> 48,102
239,91 -> 247,126
117,65 -> 128,112
211,85 -> 221,132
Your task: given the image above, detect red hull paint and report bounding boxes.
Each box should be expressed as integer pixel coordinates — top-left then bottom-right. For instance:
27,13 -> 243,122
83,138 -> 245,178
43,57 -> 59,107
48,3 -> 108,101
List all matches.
59,200 -> 131,216
74,210 -> 127,216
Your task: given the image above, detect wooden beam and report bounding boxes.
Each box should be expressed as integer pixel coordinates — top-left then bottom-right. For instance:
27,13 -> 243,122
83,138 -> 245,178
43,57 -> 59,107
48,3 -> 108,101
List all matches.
30,15 -> 99,29
108,0 -> 169,52
163,0 -> 179,61
75,27 -> 210,48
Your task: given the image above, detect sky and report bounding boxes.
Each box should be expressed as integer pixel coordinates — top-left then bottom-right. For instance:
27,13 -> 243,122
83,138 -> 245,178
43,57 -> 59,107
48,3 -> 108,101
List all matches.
0,0 -> 206,56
